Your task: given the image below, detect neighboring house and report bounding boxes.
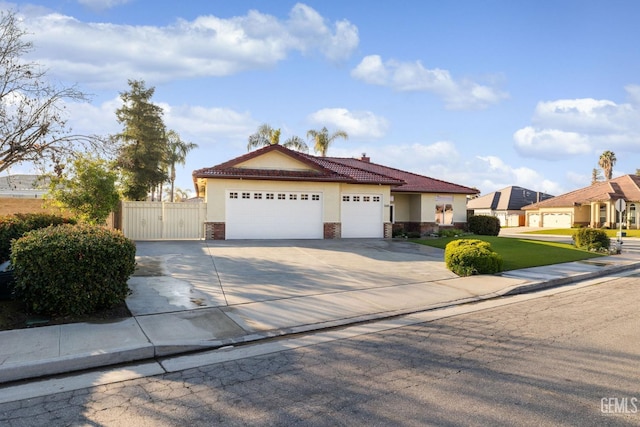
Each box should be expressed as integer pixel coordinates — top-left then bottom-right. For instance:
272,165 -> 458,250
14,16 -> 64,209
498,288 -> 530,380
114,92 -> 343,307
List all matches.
522,174 -> 640,228
467,186 -> 554,227
0,174 -> 52,216
192,145 -> 479,240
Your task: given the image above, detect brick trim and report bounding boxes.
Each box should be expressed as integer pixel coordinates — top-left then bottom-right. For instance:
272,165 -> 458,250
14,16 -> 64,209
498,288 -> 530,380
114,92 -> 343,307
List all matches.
323,222 -> 341,239
205,222 -> 225,240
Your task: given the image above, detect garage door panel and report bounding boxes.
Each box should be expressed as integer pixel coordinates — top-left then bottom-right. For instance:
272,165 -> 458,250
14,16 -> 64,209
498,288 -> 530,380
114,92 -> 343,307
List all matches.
341,194 -> 383,238
226,191 -> 323,239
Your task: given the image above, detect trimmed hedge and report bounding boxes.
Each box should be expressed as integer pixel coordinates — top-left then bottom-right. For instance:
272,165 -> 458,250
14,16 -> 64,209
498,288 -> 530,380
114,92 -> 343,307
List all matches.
10,224 -> 136,316
467,215 -> 501,236
445,239 -> 504,276
0,213 -> 75,262
572,228 -> 610,251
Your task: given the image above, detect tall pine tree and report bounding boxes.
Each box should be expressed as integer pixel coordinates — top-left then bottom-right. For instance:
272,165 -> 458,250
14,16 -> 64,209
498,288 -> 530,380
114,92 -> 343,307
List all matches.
114,80 -> 167,200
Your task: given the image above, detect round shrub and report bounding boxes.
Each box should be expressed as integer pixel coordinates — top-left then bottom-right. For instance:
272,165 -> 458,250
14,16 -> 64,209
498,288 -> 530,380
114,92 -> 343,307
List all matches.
10,224 -> 136,316
445,239 -> 503,276
572,228 -> 610,252
467,215 -> 501,236
0,213 -> 75,262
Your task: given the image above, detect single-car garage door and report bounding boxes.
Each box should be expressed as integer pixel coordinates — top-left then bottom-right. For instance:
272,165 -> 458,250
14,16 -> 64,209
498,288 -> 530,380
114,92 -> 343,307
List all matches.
341,194 -> 383,238
226,190 -> 323,239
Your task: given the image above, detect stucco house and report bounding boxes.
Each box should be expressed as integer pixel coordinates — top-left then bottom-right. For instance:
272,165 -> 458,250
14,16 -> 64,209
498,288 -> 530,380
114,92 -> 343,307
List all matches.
192,145 -> 479,240
467,186 -> 554,227
522,174 -> 640,228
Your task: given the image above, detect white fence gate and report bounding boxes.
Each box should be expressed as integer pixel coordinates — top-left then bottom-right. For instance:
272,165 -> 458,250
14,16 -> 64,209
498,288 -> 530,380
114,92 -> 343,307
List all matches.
121,201 -> 207,240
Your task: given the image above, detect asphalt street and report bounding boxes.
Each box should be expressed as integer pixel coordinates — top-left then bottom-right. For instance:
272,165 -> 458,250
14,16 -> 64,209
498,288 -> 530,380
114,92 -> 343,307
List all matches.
1,272 -> 639,426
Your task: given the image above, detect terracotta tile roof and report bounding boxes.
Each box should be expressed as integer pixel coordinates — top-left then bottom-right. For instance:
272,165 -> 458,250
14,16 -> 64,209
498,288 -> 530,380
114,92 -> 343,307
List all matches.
193,145 -> 479,194
522,174 -> 640,210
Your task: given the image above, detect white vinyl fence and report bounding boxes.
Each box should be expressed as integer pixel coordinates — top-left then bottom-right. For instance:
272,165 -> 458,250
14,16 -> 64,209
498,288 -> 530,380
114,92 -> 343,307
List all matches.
120,201 -> 206,240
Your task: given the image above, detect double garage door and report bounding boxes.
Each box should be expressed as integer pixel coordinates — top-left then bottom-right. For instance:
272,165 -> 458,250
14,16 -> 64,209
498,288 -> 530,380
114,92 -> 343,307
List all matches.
225,191 -> 383,239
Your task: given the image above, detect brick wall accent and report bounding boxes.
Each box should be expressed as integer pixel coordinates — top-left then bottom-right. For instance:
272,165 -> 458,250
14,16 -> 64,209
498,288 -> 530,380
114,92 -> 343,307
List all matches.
384,222 -> 392,238
205,222 -> 225,240
323,222 -> 341,239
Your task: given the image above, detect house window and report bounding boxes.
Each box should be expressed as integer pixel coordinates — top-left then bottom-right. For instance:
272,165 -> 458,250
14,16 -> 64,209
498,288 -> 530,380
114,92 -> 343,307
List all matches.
435,195 -> 454,225
629,204 -> 636,225
290,194 -> 297,200
229,192 -> 238,199
242,192 -> 250,199
599,204 -> 607,225
353,196 -> 360,202
343,196 -> 350,202
373,196 -> 380,202
254,193 -> 262,199
266,193 -> 274,200
312,194 -> 320,201
278,193 -> 286,200
363,196 -> 370,202
301,194 -> 309,200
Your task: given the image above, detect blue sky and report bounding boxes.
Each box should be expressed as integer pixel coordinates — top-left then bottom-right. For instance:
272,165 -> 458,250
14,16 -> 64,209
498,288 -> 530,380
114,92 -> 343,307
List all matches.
5,0 -> 640,197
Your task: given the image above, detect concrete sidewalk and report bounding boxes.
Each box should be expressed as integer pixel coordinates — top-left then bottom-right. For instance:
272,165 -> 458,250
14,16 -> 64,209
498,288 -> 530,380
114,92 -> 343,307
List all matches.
1,235 -> 639,384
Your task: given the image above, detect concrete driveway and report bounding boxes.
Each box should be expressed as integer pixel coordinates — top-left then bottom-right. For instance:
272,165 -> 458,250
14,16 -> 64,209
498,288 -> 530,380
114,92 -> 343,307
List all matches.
127,239 -> 457,316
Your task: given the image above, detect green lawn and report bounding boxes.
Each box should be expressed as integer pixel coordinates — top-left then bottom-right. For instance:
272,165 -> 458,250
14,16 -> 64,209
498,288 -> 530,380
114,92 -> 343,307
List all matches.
413,236 -> 604,271
524,228 -> 640,238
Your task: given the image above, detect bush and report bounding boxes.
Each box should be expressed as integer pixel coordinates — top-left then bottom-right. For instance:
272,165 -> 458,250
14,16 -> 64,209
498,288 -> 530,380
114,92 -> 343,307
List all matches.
0,213 -> 75,262
445,239 -> 504,276
10,224 -> 136,316
572,228 -> 610,252
438,228 -> 464,238
467,215 -> 501,236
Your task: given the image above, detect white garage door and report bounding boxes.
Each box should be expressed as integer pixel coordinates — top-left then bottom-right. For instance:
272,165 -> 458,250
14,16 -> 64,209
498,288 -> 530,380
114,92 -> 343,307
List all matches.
529,214 -> 540,227
226,191 -> 323,239
341,194 -> 383,238
542,213 -> 572,228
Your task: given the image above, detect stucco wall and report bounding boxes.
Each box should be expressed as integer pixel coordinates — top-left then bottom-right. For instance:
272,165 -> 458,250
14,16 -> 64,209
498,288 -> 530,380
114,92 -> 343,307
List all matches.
236,151 -> 317,171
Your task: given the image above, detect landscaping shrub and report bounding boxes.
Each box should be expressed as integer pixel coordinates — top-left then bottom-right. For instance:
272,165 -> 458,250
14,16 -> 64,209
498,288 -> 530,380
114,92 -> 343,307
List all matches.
445,239 -> 503,276
572,228 -> 610,252
438,228 -> 464,238
0,213 -> 75,262
467,215 -> 501,236
10,224 -> 136,316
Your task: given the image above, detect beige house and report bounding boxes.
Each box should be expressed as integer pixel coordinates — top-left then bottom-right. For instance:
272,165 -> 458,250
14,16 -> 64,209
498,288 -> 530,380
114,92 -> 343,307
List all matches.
522,174 -> 640,228
467,186 -> 554,227
192,145 -> 479,240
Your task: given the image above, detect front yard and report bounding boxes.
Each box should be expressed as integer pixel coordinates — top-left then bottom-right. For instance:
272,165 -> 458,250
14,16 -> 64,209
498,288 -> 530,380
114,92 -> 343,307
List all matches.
413,235 -> 605,271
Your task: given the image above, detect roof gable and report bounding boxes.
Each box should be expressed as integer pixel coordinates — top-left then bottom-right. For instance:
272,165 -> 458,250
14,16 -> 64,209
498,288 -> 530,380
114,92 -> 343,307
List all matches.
467,186 -> 554,210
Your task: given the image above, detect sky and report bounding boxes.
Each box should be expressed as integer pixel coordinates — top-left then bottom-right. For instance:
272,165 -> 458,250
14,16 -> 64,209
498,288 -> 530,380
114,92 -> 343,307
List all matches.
4,0 -> 640,197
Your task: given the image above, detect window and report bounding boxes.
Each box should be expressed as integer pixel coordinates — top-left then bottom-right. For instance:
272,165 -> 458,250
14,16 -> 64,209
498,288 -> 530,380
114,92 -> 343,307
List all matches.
242,192 -> 250,199
353,196 -> 360,202
254,193 -> 262,199
289,194 -> 297,200
630,204 -> 636,225
435,195 -> 453,225
278,193 -> 286,200
363,196 -> 370,202
312,194 -> 320,201
373,196 -> 380,202
301,194 -> 309,200
229,192 -> 238,199
342,196 -> 350,202
266,193 -> 274,200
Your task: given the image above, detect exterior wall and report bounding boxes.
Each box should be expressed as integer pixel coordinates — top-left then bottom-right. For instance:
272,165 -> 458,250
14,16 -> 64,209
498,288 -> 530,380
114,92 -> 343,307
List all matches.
391,193 -> 412,222
0,196 -> 70,216
323,222 -> 341,239
236,151 -> 316,170
573,205 -> 591,226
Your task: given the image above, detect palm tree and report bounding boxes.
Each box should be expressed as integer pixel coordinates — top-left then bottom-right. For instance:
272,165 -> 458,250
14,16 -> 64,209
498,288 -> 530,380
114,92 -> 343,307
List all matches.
247,123 -> 308,152
306,127 -> 348,157
165,130 -> 198,202
598,150 -> 617,180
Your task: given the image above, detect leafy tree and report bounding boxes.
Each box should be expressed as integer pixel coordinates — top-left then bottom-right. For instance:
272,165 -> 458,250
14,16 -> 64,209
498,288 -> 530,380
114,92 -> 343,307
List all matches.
306,127 -> 348,157
113,80 -> 167,200
598,150 -> 616,181
247,123 -> 308,152
591,167 -> 603,185
47,154 -> 120,225
0,10 -> 108,175
165,130 -> 198,202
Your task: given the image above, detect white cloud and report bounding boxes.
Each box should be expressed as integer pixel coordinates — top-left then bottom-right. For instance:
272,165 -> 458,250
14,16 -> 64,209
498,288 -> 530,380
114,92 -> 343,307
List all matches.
514,87 -> 640,160
472,156 -> 563,195
351,55 -> 508,110
19,3 -> 359,88
308,108 -> 389,138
